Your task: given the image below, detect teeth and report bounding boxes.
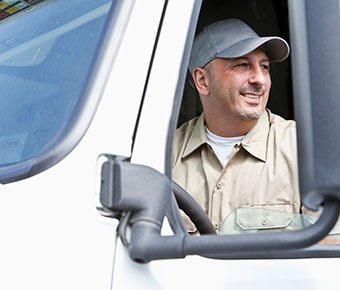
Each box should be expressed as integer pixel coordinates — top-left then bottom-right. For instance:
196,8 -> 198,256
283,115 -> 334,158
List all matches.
244,94 -> 259,99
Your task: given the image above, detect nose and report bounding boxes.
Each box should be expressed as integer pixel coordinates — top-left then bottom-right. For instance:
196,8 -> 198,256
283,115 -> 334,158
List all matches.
249,65 -> 267,85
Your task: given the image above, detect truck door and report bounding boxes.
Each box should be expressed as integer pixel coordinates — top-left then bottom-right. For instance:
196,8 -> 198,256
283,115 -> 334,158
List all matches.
101,0 -> 340,289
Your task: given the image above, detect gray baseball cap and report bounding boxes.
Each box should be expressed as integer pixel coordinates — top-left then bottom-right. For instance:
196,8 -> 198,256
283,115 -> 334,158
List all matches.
189,18 -> 290,73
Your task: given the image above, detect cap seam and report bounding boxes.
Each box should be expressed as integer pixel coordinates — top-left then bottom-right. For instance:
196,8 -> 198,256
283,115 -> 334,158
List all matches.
206,26 -> 220,55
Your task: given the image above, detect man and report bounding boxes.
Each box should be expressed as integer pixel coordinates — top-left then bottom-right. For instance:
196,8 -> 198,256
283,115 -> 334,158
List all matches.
172,19 -> 300,234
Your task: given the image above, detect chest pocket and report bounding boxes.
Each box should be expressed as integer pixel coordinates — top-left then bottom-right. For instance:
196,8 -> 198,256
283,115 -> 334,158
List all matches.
219,207 -> 305,234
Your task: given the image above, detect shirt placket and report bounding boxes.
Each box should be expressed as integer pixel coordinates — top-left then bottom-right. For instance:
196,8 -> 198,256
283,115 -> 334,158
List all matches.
210,143 -> 242,230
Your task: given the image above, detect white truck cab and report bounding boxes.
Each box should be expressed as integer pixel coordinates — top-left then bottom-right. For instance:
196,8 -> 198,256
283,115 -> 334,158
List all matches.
1,0 -> 340,289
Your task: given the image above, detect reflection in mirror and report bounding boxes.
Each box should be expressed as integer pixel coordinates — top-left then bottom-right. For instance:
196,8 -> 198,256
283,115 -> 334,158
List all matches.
172,0 -> 340,244
0,0 -> 46,22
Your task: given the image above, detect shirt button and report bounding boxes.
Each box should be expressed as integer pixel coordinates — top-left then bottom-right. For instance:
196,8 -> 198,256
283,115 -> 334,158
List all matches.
216,183 -> 222,189
213,222 -> 220,230
233,143 -> 241,151
261,217 -> 269,226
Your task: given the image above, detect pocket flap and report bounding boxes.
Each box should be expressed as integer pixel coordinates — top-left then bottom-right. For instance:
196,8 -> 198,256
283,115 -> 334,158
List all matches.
236,207 -> 294,230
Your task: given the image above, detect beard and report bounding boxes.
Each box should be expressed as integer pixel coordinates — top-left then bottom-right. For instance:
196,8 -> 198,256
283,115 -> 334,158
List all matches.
238,85 -> 267,120
238,106 -> 265,120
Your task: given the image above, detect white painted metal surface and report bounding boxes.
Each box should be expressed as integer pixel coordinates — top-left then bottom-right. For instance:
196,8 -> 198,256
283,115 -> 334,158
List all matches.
113,239 -> 340,290
131,0 -> 196,172
0,1 -> 163,289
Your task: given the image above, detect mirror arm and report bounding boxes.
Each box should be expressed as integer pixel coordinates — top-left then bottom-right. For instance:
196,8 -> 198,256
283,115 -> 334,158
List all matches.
99,156 -> 340,263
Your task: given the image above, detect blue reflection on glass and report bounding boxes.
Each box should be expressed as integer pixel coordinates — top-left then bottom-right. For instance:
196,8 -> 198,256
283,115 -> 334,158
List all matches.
0,0 -> 112,168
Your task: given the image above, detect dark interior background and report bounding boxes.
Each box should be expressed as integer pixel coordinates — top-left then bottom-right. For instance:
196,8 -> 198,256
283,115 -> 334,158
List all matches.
178,0 -> 293,127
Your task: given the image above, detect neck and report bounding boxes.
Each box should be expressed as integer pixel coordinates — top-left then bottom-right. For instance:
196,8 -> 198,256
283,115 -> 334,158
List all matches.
204,114 -> 258,137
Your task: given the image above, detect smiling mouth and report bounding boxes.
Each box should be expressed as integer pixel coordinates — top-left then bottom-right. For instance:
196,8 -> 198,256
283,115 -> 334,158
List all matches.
242,93 -> 261,99
240,93 -> 262,106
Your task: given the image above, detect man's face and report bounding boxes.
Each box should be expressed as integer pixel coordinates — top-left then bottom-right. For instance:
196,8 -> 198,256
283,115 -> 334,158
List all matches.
202,48 -> 271,121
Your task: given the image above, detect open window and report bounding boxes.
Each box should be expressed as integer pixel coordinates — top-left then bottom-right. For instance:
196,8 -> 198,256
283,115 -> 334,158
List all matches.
174,0 -> 301,236
172,0 -> 340,242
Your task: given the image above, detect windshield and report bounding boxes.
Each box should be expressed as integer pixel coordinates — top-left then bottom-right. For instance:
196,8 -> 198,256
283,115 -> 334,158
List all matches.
0,0 -> 115,182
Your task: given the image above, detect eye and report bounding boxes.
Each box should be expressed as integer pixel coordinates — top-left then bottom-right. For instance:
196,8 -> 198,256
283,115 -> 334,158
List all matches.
234,62 -> 250,69
261,63 -> 270,72
238,62 -> 249,67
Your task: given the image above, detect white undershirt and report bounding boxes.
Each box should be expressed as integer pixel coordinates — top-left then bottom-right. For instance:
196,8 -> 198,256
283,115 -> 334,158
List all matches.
205,127 -> 244,167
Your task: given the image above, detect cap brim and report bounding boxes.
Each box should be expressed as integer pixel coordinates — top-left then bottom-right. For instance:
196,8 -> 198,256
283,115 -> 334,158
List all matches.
217,36 -> 290,62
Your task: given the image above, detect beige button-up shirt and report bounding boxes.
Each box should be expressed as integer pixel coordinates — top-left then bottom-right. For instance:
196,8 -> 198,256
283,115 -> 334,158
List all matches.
172,109 -> 301,233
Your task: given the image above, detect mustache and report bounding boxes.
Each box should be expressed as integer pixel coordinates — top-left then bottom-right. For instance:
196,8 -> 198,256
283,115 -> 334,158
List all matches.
240,85 -> 265,95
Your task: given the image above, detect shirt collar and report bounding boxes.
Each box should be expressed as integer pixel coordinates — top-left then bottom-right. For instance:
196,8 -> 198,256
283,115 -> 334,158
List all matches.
240,110 -> 269,162
182,114 -> 207,158
181,110 -> 270,162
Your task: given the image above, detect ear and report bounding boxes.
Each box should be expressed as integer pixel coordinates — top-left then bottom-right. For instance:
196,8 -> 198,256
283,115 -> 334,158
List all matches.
192,67 -> 210,96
